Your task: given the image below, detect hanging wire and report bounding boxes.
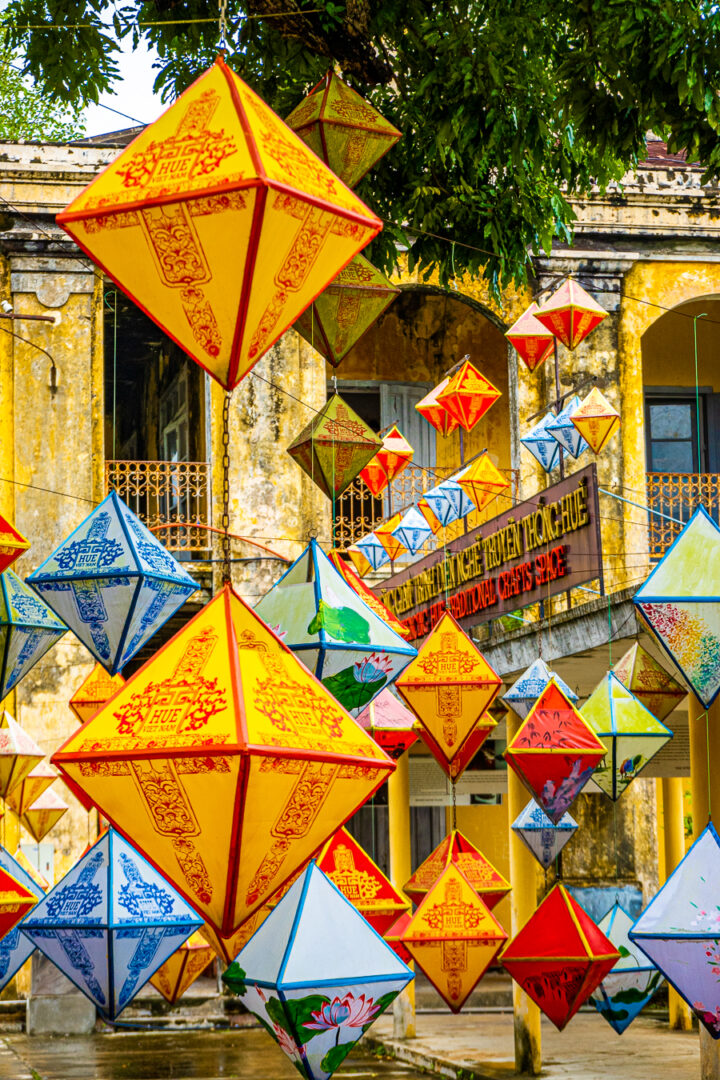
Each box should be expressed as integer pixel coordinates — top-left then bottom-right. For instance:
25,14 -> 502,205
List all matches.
451,778 -> 457,830
707,709 -> 712,823
693,312 -> 707,496
221,392 -> 232,584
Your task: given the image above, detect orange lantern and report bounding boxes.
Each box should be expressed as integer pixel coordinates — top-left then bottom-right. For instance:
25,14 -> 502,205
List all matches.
328,550 -> 410,639
456,452 -> 510,513
5,761 -> 57,816
505,302 -> 556,372
385,910 -> 412,963
404,829 -> 510,910
21,788 -> 68,842
375,512 -> 408,562
317,826 -> 409,935
150,931 -> 215,1003
69,663 -> 125,724
286,72 -> 401,188
417,497 -> 442,535
534,279 -> 608,350
346,543 -> 373,578
0,712 -> 43,799
360,426 -> 414,497
421,712 -> 497,781
570,386 -> 621,453
436,359 -> 501,433
0,514 -> 29,575
56,57 -> 382,392
357,688 -> 417,759
415,378 -> 461,437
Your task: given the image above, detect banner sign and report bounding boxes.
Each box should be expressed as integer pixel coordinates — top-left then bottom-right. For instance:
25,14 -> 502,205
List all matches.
376,464 -> 602,641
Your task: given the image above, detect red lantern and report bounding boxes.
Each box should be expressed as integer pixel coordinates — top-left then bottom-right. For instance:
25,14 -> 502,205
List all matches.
505,302 -> 555,372
535,280 -> 608,350
360,426 -> 414,496
415,378 -> 461,437
385,910 -> 412,964
0,514 -> 29,575
316,826 -> 409,935
436,359 -> 501,432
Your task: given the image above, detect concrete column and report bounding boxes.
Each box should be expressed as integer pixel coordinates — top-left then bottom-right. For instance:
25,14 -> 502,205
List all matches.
388,752 -> 415,1039
657,777 -> 693,1031
506,709 -> 542,1075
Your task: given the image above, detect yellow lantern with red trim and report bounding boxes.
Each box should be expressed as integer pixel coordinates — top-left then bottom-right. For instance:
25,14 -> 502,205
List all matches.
570,386 -> 621,453
535,279 -> 608,350
436,359 -> 501,432
456,452 -> 510,514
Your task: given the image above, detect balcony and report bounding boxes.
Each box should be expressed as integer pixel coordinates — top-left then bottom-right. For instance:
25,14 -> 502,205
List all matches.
105,460 -> 211,553
646,472 -> 720,559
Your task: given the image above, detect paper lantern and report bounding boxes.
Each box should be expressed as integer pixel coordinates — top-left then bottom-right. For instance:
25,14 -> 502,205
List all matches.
327,551 -> 409,639
57,58 -> 381,392
520,413 -> 560,473
391,507 -> 433,556
359,426 -> 414,497
255,539 -> 415,715
634,507 -> 720,709
511,800 -> 578,870
286,71 -> 401,189
200,868 -> 304,965
0,513 -> 29,575
590,903 -> 663,1033
0,862 -> 36,942
505,302 -> 555,373
294,254 -> 399,367
52,584 -> 395,936
404,829 -> 510,910
501,884 -> 619,1030
415,378 -> 460,437
69,663 -> 125,724
0,844 -> 44,993
401,863 -> 507,1012
396,612 -> 502,769
385,911 -> 412,964
612,641 -> 686,722
456,453 -> 510,514
629,822 -> 720,1037
21,788 -> 68,842
28,491 -> 196,675
317,827 -> 409,935
417,497 -> 443,535
436,359 -> 501,433
355,533 -> 390,571
545,395 -> 588,459
420,712 -> 497,782
422,479 -> 474,528
503,658 -> 578,721
0,712 -> 43,799
357,689 -> 418,759
346,544 -> 373,578
287,393 -> 381,500
534,279 -> 608,350
150,930 -> 215,1003
0,570 -> 67,700
223,862 -> 412,1079
23,829 -> 202,1021
374,513 -> 408,562
581,672 -> 672,801
570,387 -> 620,454
5,761 -> 57,817
504,680 -> 605,823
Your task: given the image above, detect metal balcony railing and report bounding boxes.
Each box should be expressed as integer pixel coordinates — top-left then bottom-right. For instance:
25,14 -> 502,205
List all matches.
646,472 -> 720,559
105,460 -> 211,553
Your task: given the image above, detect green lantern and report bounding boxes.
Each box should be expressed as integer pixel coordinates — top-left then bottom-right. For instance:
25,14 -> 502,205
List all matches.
287,393 -> 381,499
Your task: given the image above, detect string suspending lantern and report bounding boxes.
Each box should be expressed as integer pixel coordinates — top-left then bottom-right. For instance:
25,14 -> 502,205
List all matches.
0,571 -> 66,700
590,903 -> 663,1034
57,57 -> 382,392
317,826 -> 409,934
503,658 -> 578,721
0,514 -> 29,575
415,378 -> 461,437
456,452 -> 510,513
21,788 -> 69,842
150,931 -> 215,1004
520,413 -> 560,473
359,426 -> 414,498
545,395 -> 589,459
0,711 -> 43,800
511,800 -> 578,870
570,387 -> 621,454
404,830 -> 510,911
505,302 -> 555,373
612,641 -> 686,722
534,279 -> 608,350
69,663 -> 125,724
5,760 -> 57,817
287,393 -> 381,500
436,358 -> 502,432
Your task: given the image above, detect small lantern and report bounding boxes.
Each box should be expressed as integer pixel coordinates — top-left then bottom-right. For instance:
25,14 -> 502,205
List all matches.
69,663 -> 125,724
511,800 -> 578,870
375,512 -> 408,562
317,826 -> 410,935
417,497 -> 443,535
404,829 -> 510,910
535,279 -> 608,350
0,571 -> 66,700
436,359 -> 501,432
6,761 -> 57,817
0,513 -> 29,575
590,903 -> 663,1033
21,788 -> 68,842
520,413 -> 560,473
0,711 -> 43,799
612,642 -> 686,721
456,452 -> 510,513
503,658 -> 578,721
360,426 -> 414,497
545,395 -> 588,459
346,544 -> 373,578
415,378 -> 460,437
150,931 -> 215,1004
422,479 -> 474,527
570,387 -> 620,453
287,393 -> 381,500
391,507 -> 433,555
505,302 -> 555,372
356,532 -> 391,571
357,688 -> 418,759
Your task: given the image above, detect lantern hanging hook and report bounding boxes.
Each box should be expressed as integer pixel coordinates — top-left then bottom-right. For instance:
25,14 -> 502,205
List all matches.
218,0 -> 230,53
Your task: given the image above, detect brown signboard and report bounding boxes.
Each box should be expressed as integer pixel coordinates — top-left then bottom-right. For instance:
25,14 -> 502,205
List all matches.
375,463 -> 602,642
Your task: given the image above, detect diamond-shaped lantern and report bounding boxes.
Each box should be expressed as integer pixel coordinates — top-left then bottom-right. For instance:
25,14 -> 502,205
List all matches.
421,711 -> 497,781
456,452 -> 510,514
570,387 -> 620,454
401,863 -> 507,1012
0,513 -> 29,575
0,844 -> 44,994
404,830 -> 510,910
417,497 -> 442,535
286,71 -> 402,189
422,479 -> 474,528
52,585 -> 395,936
346,544 -> 373,578
629,822 -> 720,1038
359,426 -> 414,498
534,279 -> 608,350
6,760 -> 57,816
0,862 -> 36,942
223,862 -> 412,1080
521,413 -> 560,473
58,58 -> 381,392
436,359 -> 501,432
0,712 -> 43,799
505,302 -> 555,373
23,829 -> 202,1021
396,612 -> 502,771
355,533 -> 390,571
22,788 -> 68,842
150,930 -> 215,1004
391,507 -> 433,555
634,507 -> 720,708
590,903 -> 663,1033
375,513 -> 408,562
385,911 -> 412,963
255,539 -> 416,715
503,658 -> 578,721
287,393 -> 381,500
613,642 -> 686,722
317,827 -> 409,935
504,680 -> 605,823
357,689 -> 417,759
415,378 -> 461,437
294,254 -> 399,367
28,491 -> 196,675
581,672 -> 672,801
69,663 -> 125,724
328,551 -> 410,639
501,884 -> 619,1030
0,571 -> 67,700
545,395 -> 588,459
511,800 -> 578,870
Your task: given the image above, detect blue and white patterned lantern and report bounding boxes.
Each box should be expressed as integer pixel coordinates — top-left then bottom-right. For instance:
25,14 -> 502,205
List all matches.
503,658 -> 578,720
520,413 -> 560,473
423,479 -> 474,527
545,395 -> 589,459
22,828 -> 202,1021
28,492 -> 197,675
511,799 -> 578,869
391,508 -> 433,555
0,570 -> 67,699
356,533 -> 391,571
590,903 -> 663,1033
0,845 -> 44,991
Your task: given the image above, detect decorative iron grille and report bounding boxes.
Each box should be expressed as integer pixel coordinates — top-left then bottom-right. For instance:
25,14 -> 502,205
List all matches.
105,460 -> 211,552
646,472 -> 720,559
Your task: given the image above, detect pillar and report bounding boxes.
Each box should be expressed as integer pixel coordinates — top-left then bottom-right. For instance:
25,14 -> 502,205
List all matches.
657,777 -> 693,1031
506,710 -> 542,1075
388,752 -> 415,1038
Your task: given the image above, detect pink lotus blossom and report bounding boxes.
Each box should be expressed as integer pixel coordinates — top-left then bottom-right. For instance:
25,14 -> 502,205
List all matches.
306,993 -> 381,1031
353,654 -> 393,684
273,1023 -> 304,1062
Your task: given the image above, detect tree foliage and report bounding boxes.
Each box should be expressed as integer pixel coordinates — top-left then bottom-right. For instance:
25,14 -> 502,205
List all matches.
0,37 -> 85,141
4,0 -> 720,288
